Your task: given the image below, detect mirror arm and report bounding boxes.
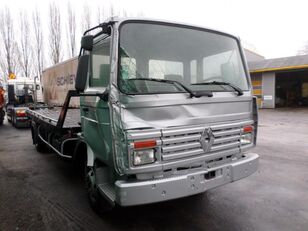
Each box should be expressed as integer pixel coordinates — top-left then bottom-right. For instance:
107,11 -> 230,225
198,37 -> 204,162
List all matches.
78,90 -> 109,102
98,89 -> 109,102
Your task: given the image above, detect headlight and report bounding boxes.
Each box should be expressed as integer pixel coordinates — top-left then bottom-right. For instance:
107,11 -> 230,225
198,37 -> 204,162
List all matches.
240,133 -> 252,145
133,149 -> 155,166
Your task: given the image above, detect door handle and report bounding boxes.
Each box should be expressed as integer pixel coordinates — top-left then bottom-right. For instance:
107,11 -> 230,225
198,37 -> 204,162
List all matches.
82,107 -> 89,112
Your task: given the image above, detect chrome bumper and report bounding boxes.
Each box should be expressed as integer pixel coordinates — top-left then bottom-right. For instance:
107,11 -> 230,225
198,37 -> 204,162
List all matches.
115,153 -> 259,206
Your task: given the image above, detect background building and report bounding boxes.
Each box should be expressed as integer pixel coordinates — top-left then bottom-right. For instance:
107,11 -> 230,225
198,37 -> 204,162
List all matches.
245,50 -> 308,108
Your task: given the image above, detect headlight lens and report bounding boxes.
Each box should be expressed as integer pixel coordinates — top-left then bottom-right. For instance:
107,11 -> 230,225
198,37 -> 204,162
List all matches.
240,133 -> 252,145
133,149 -> 155,166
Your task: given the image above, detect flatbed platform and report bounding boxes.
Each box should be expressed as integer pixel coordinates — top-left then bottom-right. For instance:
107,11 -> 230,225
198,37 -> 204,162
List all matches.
28,108 -> 81,128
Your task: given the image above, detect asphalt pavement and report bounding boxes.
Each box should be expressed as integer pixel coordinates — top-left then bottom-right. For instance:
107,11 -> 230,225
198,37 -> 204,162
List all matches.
0,108 -> 307,231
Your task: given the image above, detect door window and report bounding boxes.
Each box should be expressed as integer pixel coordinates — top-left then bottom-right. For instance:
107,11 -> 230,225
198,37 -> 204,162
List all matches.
90,37 -> 111,87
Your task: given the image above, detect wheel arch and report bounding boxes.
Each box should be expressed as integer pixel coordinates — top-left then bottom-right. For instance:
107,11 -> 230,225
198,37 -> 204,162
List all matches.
73,140 -> 94,167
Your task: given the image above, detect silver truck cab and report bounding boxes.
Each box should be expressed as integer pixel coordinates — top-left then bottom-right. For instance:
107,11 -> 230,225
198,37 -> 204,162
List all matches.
75,18 -> 260,209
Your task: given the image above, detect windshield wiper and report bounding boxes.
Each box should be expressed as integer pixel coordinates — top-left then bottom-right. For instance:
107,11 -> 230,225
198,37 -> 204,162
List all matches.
134,78 -> 196,98
133,78 -> 212,98
192,81 -> 243,96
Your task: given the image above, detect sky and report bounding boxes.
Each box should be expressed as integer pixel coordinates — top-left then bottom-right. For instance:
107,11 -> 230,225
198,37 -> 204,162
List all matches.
1,0 -> 308,59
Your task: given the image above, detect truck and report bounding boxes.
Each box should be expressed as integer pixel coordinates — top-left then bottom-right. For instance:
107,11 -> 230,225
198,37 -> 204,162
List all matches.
28,18 -> 259,212
6,78 -> 43,128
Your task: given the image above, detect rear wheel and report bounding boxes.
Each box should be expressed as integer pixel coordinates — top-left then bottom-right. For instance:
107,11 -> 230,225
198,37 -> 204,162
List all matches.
31,124 -> 48,153
35,136 -> 48,153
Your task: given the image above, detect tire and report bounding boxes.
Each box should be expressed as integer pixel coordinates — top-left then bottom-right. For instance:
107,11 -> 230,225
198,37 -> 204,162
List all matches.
35,137 -> 48,153
85,162 -> 114,214
31,124 -> 48,153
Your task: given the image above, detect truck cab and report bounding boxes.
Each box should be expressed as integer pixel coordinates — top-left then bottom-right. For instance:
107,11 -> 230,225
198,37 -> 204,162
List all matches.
77,18 -> 259,208
6,78 -> 42,127
29,18 -> 259,212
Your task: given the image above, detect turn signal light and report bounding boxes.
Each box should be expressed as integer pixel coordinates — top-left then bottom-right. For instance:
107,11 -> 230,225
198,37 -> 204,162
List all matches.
133,140 -> 156,149
243,125 -> 253,133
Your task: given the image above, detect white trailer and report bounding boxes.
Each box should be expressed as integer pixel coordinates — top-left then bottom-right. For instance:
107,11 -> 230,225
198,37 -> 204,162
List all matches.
41,57 -> 78,107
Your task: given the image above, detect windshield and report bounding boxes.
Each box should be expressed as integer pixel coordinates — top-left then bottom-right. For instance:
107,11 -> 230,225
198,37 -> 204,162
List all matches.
16,84 -> 34,96
119,22 -> 249,94
14,83 -> 34,104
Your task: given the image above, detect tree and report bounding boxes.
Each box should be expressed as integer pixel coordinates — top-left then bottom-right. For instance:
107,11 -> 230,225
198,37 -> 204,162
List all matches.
49,2 -> 61,65
109,4 -> 115,17
0,7 -> 16,82
96,6 -> 105,24
19,10 -> 32,77
67,2 -> 76,58
82,3 -> 91,33
32,8 -> 44,78
121,9 -> 128,18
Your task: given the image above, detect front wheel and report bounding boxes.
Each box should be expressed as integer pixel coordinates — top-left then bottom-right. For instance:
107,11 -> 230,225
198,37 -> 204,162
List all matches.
85,162 -> 114,214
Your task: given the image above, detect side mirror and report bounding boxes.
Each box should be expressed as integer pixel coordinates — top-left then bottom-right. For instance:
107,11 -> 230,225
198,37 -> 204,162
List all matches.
36,85 -> 40,90
81,35 -> 94,51
75,55 -> 89,92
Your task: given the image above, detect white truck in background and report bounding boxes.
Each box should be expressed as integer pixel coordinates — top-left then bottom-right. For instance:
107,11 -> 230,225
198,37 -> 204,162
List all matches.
6,78 -> 43,128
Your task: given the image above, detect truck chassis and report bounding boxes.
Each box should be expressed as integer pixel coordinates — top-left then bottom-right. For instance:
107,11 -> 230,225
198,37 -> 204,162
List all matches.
28,90 -> 83,158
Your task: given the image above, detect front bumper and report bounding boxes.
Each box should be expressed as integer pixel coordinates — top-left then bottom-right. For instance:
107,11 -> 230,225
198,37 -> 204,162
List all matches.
115,152 -> 259,206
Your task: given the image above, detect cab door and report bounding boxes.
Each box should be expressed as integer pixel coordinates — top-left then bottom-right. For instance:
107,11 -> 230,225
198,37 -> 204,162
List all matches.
80,34 -> 113,164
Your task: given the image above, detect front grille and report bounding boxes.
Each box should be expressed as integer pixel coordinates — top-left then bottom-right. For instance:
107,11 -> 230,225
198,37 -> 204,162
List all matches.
161,120 -> 253,162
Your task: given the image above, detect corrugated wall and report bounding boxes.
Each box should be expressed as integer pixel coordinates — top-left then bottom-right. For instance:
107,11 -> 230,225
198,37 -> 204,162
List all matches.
262,72 -> 276,108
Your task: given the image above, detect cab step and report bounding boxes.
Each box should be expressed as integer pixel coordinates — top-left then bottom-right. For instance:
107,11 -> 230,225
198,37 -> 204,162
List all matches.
98,183 -> 116,206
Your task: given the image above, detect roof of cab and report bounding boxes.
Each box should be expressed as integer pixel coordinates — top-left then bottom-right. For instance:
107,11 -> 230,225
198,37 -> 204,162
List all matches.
108,17 -> 240,40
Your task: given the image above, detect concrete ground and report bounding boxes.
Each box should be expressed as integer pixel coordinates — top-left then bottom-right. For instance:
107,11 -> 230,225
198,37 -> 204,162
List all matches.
0,108 -> 307,231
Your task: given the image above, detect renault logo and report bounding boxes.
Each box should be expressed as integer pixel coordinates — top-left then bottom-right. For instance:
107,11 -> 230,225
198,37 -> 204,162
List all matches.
199,128 -> 214,153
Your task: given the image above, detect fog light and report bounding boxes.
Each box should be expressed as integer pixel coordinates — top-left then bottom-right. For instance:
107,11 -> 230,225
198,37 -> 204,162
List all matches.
240,133 -> 252,145
133,149 -> 155,166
